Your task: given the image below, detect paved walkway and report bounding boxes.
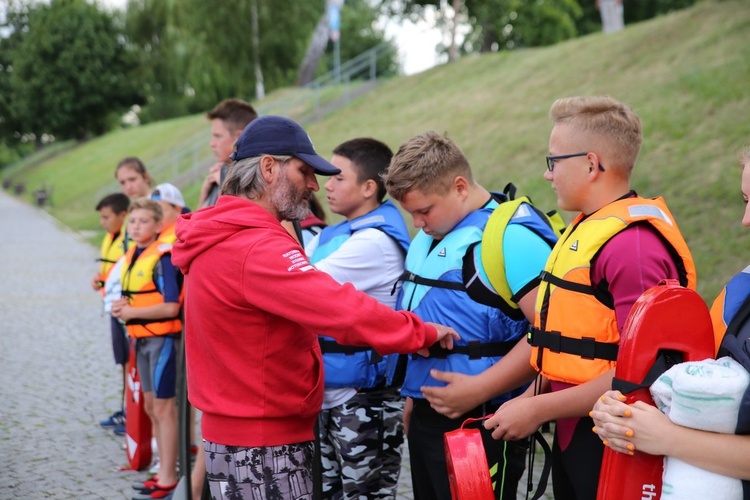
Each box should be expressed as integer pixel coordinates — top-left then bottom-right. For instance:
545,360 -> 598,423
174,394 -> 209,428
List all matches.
0,192 -> 140,498
0,191 -> 552,499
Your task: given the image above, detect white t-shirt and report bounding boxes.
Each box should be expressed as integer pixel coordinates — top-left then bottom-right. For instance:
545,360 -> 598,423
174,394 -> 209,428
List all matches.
305,227 -> 406,409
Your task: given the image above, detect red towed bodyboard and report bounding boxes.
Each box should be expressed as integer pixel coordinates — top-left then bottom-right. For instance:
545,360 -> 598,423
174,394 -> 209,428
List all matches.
125,340 -> 152,470
597,280 -> 715,500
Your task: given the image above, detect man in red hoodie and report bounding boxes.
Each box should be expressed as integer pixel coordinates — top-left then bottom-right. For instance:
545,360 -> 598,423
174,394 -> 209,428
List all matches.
171,115 -> 457,500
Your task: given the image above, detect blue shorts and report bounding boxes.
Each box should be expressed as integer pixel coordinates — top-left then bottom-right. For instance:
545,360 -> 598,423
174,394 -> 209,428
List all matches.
110,316 -> 129,365
136,336 -> 177,399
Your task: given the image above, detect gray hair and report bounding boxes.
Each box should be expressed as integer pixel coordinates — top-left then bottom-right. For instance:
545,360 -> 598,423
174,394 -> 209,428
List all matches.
221,154 -> 292,200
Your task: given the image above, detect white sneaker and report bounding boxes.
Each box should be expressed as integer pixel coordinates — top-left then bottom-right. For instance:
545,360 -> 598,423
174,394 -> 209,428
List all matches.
148,437 -> 160,474
149,458 -> 160,475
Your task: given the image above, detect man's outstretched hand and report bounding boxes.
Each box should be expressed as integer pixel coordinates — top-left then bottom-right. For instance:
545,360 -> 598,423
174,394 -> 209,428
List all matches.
417,322 -> 460,357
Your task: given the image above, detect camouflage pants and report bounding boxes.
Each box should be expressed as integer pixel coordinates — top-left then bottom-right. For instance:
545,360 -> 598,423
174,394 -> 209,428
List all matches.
203,440 -> 314,500
319,387 -> 405,500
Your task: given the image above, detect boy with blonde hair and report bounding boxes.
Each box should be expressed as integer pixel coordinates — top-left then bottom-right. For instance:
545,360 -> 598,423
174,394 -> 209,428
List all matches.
385,131 -> 556,500
112,198 -> 183,500
480,96 -> 696,499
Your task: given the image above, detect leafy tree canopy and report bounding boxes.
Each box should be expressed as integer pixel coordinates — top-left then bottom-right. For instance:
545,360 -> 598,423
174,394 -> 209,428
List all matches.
3,0 -> 145,141
379,0 -> 699,55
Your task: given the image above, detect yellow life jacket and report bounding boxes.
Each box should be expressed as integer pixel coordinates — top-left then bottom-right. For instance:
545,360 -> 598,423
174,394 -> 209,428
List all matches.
158,223 -> 177,245
463,183 -> 565,319
120,240 -> 182,338
96,230 -> 125,295
528,196 -> 696,385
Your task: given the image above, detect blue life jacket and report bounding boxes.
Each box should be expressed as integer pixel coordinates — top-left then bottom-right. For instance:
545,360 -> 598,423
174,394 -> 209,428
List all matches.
310,201 -> 410,389
714,267 -> 750,435
710,267 -> 750,498
398,194 -> 554,404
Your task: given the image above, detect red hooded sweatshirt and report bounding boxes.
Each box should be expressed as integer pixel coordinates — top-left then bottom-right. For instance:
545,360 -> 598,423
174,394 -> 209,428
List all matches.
172,196 -> 437,447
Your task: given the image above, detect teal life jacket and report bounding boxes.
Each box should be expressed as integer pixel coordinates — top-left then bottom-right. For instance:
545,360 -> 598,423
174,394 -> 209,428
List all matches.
463,183 -> 564,320
397,186 -> 561,401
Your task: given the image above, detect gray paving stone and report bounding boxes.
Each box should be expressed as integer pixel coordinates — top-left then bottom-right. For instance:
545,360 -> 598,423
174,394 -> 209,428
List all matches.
0,192 -> 137,499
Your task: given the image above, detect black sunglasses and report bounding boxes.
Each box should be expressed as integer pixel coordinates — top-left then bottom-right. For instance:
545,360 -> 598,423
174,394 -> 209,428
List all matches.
546,152 -> 605,172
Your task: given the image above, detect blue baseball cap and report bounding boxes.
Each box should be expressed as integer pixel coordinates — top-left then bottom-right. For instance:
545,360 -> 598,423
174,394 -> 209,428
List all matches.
229,115 -> 341,175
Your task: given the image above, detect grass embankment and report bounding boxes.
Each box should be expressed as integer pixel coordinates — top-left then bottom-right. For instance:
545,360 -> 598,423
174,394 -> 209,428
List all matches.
3,0 -> 749,302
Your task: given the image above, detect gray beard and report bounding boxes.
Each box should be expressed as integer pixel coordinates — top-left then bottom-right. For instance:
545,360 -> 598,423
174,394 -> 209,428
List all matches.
271,171 -> 310,221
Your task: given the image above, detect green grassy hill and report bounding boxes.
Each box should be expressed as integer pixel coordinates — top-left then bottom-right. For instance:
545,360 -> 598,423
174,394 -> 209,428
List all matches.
3,0 -> 749,302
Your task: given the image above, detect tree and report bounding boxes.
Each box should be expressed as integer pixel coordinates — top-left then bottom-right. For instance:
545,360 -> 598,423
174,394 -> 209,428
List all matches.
0,2 -> 27,142
576,0 -> 699,37
297,11 -> 331,86
320,0 -> 399,79
299,0 -> 399,86
126,0 -> 325,118
380,0 -> 583,56
465,0 -> 582,52
124,0 -> 192,122
5,0 -> 144,141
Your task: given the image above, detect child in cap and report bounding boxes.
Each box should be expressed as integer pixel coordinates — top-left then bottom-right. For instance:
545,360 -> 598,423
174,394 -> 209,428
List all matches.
150,183 -> 188,244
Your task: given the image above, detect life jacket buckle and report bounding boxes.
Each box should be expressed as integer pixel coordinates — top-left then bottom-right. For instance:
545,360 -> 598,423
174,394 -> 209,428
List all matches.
580,336 -> 597,359
548,331 -> 562,353
467,340 -> 482,360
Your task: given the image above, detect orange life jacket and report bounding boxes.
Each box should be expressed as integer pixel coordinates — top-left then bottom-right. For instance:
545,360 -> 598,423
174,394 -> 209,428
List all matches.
120,240 -> 182,338
528,197 -> 696,385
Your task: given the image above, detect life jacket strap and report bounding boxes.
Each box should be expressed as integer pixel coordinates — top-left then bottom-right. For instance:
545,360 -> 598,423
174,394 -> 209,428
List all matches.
318,339 -> 384,364
612,349 -> 684,394
126,316 -> 181,326
417,339 -> 517,360
121,287 -> 159,297
527,327 -> 619,361
395,270 -> 466,295
539,271 -> 596,296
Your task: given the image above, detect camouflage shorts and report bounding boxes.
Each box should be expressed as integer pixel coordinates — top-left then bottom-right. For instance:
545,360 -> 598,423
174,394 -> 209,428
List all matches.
203,440 -> 314,500
319,387 -> 405,500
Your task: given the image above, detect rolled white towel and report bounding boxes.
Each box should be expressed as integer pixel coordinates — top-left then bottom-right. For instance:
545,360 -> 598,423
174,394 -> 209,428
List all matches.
661,457 -> 744,499
650,357 -> 749,500
652,357 -> 750,433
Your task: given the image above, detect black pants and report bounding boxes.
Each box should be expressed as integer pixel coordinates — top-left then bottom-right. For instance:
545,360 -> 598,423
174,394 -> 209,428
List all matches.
551,415 -> 604,500
408,398 -> 527,500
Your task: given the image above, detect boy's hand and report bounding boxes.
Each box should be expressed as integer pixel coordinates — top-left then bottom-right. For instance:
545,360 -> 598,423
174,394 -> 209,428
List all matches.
206,162 -> 222,185
112,302 -> 134,322
484,393 -> 541,441
110,298 -> 128,318
199,162 -> 224,205
403,397 -> 413,435
422,370 -> 483,419
91,274 -> 103,291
